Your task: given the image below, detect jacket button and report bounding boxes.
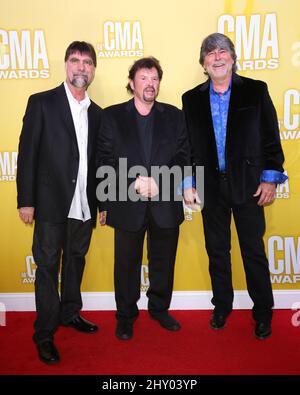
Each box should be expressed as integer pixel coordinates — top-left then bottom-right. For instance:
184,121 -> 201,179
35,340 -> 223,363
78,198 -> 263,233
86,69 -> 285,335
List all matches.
72,179 -> 76,183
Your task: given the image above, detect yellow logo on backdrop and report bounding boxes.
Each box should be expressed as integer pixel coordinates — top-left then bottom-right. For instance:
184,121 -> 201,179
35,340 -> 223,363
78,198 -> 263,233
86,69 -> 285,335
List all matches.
291,41 -> 300,67
0,302 -> 6,326
21,258 -> 149,289
21,255 -> 61,284
268,236 -> 300,284
97,21 -> 143,58
141,264 -> 149,292
218,13 -> 279,71
280,89 -> 300,141
0,151 -> 17,181
21,256 -> 36,284
0,29 -> 49,79
291,302 -> 300,327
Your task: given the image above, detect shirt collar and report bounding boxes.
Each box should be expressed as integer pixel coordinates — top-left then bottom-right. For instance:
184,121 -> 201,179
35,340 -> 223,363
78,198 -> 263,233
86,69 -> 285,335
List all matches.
209,78 -> 232,96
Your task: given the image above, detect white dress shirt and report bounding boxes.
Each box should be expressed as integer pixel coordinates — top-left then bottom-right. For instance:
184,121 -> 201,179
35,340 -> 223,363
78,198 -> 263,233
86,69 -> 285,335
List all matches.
64,82 -> 91,222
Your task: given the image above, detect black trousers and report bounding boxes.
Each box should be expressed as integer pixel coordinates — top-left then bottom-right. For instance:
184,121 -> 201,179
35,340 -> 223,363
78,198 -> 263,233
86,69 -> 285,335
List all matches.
32,219 -> 93,344
114,210 -> 179,321
202,176 -> 274,322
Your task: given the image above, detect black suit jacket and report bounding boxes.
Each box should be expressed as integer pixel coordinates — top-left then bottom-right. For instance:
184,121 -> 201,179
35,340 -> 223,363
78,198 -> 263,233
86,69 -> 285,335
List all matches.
182,73 -> 285,208
97,99 -> 190,231
17,83 -> 102,223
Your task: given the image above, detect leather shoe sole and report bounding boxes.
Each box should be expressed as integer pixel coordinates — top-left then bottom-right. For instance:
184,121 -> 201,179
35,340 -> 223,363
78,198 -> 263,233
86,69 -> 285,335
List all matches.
116,321 -> 133,340
254,322 -> 271,340
37,341 -> 60,364
65,316 -> 98,333
210,313 -> 226,330
150,314 -> 181,331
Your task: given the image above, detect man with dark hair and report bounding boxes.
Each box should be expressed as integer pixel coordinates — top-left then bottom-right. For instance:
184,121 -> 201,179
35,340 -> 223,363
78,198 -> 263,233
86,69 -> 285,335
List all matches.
126,56 -> 163,93
97,57 -> 190,340
64,41 -> 97,67
182,33 -> 287,339
17,41 -> 102,363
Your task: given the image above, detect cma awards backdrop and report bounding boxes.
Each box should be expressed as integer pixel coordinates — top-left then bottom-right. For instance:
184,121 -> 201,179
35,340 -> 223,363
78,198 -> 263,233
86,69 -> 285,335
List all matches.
1,0 -> 299,311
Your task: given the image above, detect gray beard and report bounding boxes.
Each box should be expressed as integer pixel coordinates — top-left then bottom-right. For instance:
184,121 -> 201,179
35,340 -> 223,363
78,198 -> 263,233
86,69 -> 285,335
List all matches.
71,76 -> 88,88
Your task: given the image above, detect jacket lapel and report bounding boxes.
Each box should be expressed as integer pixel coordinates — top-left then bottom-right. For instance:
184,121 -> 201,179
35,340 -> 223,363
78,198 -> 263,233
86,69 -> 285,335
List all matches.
56,83 -> 77,142
199,80 -> 219,163
199,80 -> 214,132
150,102 -> 164,163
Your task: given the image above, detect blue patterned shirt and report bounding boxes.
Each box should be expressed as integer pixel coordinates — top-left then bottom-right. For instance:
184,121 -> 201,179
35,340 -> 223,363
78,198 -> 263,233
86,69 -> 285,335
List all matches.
209,80 -> 287,184
210,81 -> 231,172
180,79 -> 287,192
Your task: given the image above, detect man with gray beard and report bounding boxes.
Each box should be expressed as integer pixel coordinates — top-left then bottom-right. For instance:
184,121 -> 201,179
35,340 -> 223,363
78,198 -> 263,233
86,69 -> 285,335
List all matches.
182,33 -> 287,340
17,41 -> 102,364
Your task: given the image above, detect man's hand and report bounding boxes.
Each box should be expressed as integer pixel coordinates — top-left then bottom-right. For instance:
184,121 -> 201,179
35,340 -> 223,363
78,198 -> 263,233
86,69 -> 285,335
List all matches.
18,207 -> 35,224
183,187 -> 201,210
99,211 -> 107,226
253,182 -> 276,206
135,176 -> 159,198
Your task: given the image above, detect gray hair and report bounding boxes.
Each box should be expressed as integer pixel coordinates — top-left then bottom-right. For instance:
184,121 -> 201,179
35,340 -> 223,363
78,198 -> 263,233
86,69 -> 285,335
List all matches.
199,33 -> 237,74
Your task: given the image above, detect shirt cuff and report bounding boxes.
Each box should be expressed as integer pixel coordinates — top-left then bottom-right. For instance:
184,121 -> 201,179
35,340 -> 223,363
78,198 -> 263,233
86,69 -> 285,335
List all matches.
260,170 -> 288,184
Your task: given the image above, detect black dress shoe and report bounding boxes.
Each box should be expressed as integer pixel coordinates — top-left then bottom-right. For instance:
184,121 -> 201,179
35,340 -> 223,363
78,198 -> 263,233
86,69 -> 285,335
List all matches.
66,316 -> 98,333
150,313 -> 181,331
255,321 -> 271,340
37,341 -> 60,364
210,313 -> 226,330
115,320 -> 133,340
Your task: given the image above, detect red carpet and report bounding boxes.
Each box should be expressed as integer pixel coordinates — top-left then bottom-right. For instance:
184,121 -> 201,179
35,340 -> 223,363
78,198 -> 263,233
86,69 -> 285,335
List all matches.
0,310 -> 299,375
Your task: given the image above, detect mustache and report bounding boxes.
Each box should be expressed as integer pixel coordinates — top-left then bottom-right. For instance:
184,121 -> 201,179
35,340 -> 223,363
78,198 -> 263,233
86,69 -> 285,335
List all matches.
213,62 -> 225,67
73,74 -> 88,78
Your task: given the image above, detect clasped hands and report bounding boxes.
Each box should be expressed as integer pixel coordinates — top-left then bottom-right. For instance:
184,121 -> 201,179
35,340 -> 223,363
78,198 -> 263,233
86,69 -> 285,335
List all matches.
99,176 -> 159,227
135,176 -> 159,198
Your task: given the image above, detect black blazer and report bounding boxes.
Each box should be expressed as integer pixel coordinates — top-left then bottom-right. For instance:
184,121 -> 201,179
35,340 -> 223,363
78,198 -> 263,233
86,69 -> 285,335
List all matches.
182,73 -> 285,208
97,99 -> 190,232
17,83 -> 102,223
